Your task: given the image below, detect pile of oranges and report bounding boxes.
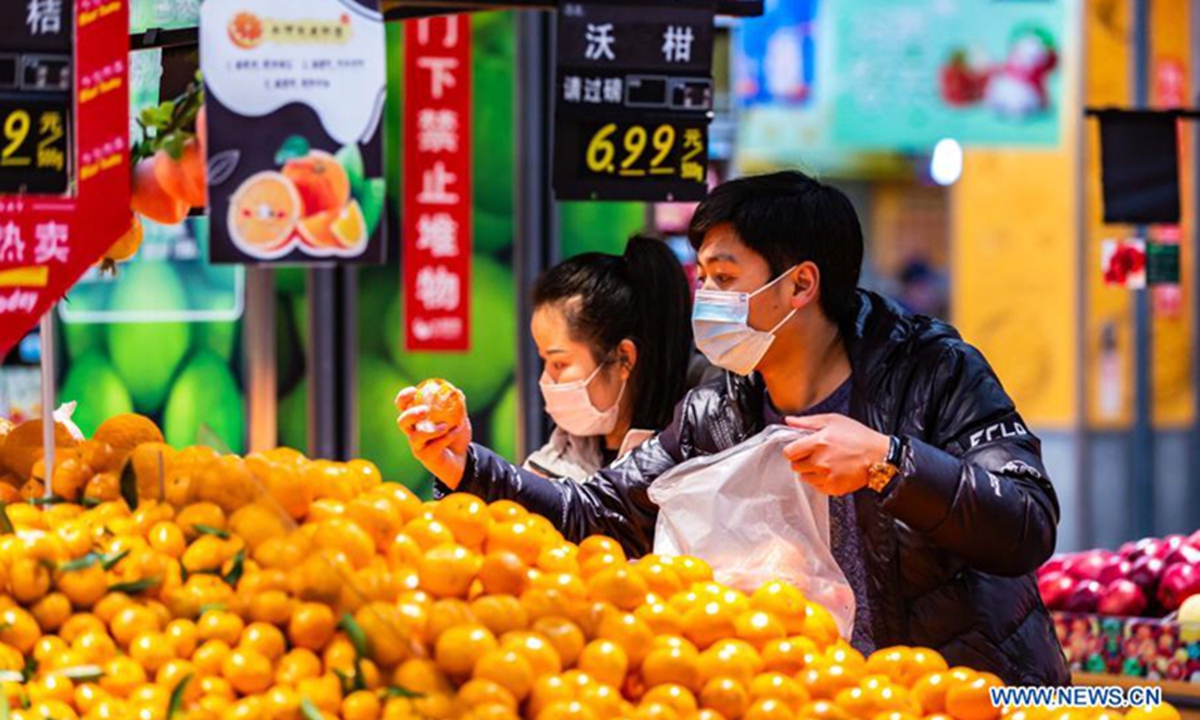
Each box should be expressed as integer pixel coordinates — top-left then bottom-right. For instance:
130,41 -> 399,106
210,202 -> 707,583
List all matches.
0,414 -> 1185,720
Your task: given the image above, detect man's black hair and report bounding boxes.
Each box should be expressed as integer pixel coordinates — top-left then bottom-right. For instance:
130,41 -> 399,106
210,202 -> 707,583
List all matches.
688,170 -> 865,326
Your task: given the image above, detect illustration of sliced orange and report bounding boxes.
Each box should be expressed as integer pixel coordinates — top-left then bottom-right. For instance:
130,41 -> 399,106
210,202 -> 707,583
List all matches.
296,208 -> 340,252
331,200 -> 367,251
227,171 -> 301,259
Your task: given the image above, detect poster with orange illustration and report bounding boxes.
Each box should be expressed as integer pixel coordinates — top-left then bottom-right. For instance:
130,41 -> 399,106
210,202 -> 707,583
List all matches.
199,0 -> 386,264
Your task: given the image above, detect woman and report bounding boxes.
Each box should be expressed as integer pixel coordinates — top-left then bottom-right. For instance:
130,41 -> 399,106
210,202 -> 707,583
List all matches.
400,234 -> 693,479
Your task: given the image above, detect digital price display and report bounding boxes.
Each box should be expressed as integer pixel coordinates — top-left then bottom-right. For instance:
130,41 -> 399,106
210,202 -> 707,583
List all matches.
554,2 -> 715,202
0,4 -> 74,196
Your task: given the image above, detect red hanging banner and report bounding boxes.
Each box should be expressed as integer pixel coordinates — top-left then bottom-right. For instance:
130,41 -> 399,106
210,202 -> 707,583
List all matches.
403,14 -> 472,353
0,0 -> 131,357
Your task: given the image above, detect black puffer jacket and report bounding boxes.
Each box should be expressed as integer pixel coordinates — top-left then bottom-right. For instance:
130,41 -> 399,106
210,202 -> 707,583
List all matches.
449,290 -> 1070,684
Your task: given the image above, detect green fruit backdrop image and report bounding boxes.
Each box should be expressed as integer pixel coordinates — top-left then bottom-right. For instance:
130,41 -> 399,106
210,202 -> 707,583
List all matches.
60,288 -> 109,361
194,321 -> 237,362
358,267 -> 395,358
560,202 -> 647,257
106,262 -> 193,413
278,378 -> 308,453
474,52 -> 515,219
164,351 -> 246,455
474,207 -> 513,258
387,255 -> 517,408
358,355 -> 428,494
489,381 -> 519,462
275,267 -> 307,297
59,354 -> 135,438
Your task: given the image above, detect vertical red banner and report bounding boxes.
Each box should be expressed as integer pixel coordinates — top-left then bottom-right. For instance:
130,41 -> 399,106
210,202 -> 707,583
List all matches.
403,14 -> 472,352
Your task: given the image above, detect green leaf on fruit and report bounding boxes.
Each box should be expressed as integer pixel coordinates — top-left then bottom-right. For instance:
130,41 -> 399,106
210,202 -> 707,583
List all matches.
192,524 -> 230,539
168,673 -> 193,718
56,552 -> 101,573
275,135 -> 311,165
339,613 -> 370,660
300,698 -> 324,720
384,685 -> 423,699
198,603 -> 227,615
29,494 -> 69,506
59,665 -> 104,682
223,548 -> 246,586
336,144 -> 366,200
100,549 -> 130,572
108,577 -> 161,595
119,460 -> 139,511
0,503 -> 13,535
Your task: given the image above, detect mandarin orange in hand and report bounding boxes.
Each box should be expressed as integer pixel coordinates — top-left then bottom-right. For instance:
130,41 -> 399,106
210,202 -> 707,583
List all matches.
409,378 -> 468,429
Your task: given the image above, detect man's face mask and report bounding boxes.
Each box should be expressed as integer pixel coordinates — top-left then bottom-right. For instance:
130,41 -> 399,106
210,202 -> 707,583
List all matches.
692,266 -> 798,376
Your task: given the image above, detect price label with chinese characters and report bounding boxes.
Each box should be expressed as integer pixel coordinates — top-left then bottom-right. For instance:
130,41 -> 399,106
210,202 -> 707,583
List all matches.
553,1 -> 715,201
402,15 -> 472,353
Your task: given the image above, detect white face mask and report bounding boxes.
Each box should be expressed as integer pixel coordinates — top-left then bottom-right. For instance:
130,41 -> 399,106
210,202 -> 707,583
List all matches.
692,267 -> 798,376
539,363 -> 626,436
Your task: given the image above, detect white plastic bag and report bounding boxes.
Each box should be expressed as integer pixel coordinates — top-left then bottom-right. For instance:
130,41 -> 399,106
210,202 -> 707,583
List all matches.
648,425 -> 856,639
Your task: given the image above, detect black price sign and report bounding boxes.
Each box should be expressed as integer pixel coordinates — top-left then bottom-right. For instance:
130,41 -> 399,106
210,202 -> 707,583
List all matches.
553,1 -> 715,202
0,98 -> 70,194
0,0 -> 74,196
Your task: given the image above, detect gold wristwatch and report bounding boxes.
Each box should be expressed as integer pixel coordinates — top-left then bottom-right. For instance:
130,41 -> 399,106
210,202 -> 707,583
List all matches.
867,435 -> 903,493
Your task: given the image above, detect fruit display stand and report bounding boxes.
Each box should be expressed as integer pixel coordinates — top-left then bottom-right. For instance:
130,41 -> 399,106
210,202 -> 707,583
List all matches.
4,413 -> 1189,719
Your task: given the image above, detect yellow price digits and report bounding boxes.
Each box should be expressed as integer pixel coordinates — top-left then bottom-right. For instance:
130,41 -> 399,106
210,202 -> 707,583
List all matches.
2,110 -> 32,167
585,123 -> 679,177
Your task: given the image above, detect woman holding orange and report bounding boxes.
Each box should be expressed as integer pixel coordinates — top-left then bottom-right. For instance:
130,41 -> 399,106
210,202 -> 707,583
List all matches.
396,234 -> 693,480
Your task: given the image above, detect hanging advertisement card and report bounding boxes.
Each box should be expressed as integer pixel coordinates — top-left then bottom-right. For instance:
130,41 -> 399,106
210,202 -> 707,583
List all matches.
403,15 -> 472,352
200,0 -> 387,265
0,0 -> 132,358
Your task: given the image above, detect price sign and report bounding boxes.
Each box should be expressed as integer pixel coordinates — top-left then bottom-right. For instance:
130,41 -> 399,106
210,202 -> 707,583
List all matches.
0,2 -> 75,196
554,2 -> 715,201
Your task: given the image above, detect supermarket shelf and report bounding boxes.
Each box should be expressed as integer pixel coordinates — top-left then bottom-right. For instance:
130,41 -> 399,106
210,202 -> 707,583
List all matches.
1074,673 -> 1200,712
383,0 -> 763,20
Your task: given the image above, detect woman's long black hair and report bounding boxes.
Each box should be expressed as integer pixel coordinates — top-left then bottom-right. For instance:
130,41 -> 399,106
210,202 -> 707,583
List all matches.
532,234 -> 693,431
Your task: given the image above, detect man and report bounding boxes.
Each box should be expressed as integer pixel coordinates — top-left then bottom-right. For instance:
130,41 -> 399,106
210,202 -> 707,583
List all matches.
398,171 -> 1069,684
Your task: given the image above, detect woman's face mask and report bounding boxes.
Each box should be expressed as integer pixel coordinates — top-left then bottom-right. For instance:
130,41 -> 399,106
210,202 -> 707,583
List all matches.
692,266 -> 798,376
539,362 -> 626,436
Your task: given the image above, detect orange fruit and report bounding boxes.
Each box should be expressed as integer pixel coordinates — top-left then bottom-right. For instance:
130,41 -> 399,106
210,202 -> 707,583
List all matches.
277,647 -> 323,685
749,673 -> 810,711
761,637 -> 818,675
502,631 -> 563,678
488,520 -> 547,565
643,644 -> 702,692
479,550 -> 529,596
700,677 -> 750,720
227,171 -> 302,256
537,545 -> 580,575
221,648 -> 273,695
536,700 -> 601,720
588,565 -> 650,611
636,600 -> 685,636
342,689 -> 383,720
283,150 -> 351,216
414,379 -> 469,430
405,517 -> 457,552
418,544 -> 483,598
532,617 -> 586,669
128,631 -> 174,673
596,611 -> 654,667
473,648 -> 536,701
801,602 -> 841,648
577,639 -> 629,688
643,684 -> 700,716
734,610 -> 787,650
30,592 -> 71,632
529,675 -> 576,719
193,639 -> 231,676
684,601 -> 740,651
944,673 -> 1003,720
913,671 -> 953,714
239,622 -> 286,661
436,624 -> 499,677
472,594 -> 529,637
802,700 -> 855,720
100,655 -> 147,698
197,610 -> 244,645
425,598 -> 478,645
289,602 -> 337,651
744,697 -> 796,720
907,648 -> 950,684
459,678 -> 519,712
488,500 -> 528,524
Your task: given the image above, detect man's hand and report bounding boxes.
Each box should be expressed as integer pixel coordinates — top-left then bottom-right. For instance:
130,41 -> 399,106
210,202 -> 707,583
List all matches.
782,414 -> 891,496
395,386 -> 472,489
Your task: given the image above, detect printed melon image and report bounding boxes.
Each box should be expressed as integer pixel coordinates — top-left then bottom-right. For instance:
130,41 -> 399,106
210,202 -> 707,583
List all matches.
358,355 -> 429,496
387,255 -> 517,409
278,378 -> 308,452
163,351 -> 246,454
58,355 -> 135,438
560,202 -> 647,257
488,381 -> 519,462
106,262 -> 192,414
227,171 -> 302,259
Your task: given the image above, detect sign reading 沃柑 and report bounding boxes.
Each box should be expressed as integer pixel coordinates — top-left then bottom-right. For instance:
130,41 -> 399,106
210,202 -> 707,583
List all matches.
200,0 -> 388,265
403,14 -> 472,353
553,1 -> 716,202
0,0 -> 132,359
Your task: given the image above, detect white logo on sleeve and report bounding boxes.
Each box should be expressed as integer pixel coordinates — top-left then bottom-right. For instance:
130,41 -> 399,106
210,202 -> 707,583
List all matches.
968,421 -> 1028,449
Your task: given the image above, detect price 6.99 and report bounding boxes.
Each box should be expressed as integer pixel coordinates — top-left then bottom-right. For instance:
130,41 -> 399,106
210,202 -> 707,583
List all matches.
585,122 -> 686,178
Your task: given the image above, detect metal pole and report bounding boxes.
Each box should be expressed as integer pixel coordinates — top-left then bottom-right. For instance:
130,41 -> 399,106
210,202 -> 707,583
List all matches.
342,266 -> 360,458
243,267 -> 277,454
514,9 -> 555,458
1074,0 -> 1094,549
1130,0 -> 1154,538
307,267 -> 339,459
39,309 -> 55,499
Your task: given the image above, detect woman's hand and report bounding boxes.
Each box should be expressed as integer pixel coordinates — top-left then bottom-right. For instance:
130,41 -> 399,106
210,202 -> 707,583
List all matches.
395,386 -> 472,489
